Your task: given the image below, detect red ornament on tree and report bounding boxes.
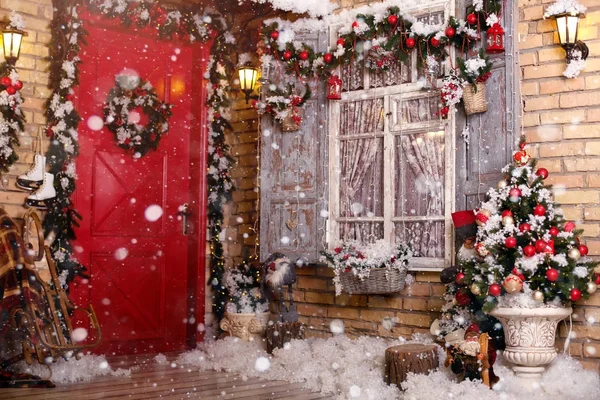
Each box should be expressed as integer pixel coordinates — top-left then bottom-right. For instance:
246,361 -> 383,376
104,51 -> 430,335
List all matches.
336,38 -> 345,47
546,268 -> 559,281
430,37 -> 440,47
13,80 -> 23,91
352,21 -> 359,28
536,168 -> 549,179
456,272 -> 465,284
501,210 -> 513,218
595,274 -> 600,285
549,227 -> 560,236
0,76 -> 11,87
519,223 -> 531,232
475,210 -> 491,225
467,13 -> 477,25
533,204 -> 546,216
5,86 -> 16,95
505,237 -> 517,248
513,150 -> 530,166
579,244 -> 589,256
405,37 -> 416,49
456,290 -> 471,305
387,15 -> 398,25
564,221 -> 576,232
509,187 -> 522,198
445,27 -> 456,38
535,239 -> 548,253
488,284 -> 501,297
570,288 -> 582,301
323,53 -> 333,64
283,50 -> 293,60
298,50 -> 309,60
270,31 -> 279,40
523,245 -> 536,257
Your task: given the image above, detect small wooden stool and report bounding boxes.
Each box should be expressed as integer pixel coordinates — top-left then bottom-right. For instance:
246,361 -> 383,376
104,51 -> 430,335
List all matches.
384,344 -> 439,387
265,321 -> 305,354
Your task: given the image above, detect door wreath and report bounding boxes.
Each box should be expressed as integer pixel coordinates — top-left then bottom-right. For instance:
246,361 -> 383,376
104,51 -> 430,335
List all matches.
103,74 -> 172,157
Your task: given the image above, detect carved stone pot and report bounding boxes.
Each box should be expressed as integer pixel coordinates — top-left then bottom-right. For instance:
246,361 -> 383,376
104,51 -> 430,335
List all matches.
490,307 -> 572,386
220,312 -> 270,341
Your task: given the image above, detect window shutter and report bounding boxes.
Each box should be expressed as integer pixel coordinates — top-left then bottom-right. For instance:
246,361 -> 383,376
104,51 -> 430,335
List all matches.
259,31 -> 329,263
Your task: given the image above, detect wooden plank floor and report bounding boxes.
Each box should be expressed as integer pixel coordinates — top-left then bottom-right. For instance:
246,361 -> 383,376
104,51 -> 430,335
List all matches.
0,354 -> 334,400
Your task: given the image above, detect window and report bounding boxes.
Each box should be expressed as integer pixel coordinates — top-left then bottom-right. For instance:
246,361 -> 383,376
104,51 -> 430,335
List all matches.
327,7 -> 454,270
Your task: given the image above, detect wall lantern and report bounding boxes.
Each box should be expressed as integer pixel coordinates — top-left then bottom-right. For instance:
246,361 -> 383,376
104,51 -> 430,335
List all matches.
1,26 -> 27,65
327,75 -> 342,100
486,23 -> 504,53
238,65 -> 259,103
550,12 -> 589,62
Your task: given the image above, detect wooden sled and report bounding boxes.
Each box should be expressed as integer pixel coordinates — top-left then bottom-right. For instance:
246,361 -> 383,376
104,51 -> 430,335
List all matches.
1,210 -> 101,372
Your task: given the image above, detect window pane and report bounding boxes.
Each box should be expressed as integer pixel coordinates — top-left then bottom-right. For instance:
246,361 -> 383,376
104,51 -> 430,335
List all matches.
395,96 -> 440,125
370,59 -> 411,88
340,98 -> 384,135
395,131 -> 445,217
339,222 -> 384,243
339,138 -> 384,217
341,61 -> 364,92
395,221 -> 444,258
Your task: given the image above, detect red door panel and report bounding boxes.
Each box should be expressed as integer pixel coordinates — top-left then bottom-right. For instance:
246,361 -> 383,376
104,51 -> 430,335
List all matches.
71,11 -> 207,355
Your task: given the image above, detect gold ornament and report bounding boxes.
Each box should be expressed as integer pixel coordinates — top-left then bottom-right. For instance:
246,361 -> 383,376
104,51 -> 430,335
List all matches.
498,180 -> 508,189
502,274 -> 523,294
568,247 -> 581,261
502,215 -> 515,227
587,282 -> 598,294
532,290 -> 544,302
470,283 -> 482,295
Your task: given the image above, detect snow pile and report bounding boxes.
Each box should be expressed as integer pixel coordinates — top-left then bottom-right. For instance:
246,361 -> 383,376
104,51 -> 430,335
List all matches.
13,354 -> 131,383
176,335 -> 600,400
247,0 -> 338,18
544,0 -> 586,18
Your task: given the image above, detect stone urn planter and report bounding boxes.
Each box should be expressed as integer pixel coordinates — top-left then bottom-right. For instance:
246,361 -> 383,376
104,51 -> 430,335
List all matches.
490,307 -> 572,386
220,311 -> 270,341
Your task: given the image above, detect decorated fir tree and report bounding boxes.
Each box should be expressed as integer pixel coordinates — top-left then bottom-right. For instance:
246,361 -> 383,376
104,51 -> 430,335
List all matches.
439,138 -> 599,340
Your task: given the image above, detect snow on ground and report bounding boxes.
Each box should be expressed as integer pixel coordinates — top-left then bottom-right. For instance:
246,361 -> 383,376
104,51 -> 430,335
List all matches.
175,335 -> 600,400
13,354 -> 131,383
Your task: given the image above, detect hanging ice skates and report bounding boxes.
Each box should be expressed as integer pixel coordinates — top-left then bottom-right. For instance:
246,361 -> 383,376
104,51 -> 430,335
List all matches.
18,134 -> 56,209
16,153 -> 45,190
25,172 -> 56,210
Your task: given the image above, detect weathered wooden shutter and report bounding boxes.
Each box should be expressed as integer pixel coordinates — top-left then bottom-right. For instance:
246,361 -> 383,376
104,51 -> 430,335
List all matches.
260,31 -> 329,263
454,1 -> 520,210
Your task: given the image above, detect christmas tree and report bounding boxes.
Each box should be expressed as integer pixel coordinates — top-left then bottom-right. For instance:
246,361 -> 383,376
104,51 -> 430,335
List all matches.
439,137 -> 599,340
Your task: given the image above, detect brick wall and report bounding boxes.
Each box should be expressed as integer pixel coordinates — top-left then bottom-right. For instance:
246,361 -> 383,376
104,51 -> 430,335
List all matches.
0,1 -> 52,218
520,0 -> 600,372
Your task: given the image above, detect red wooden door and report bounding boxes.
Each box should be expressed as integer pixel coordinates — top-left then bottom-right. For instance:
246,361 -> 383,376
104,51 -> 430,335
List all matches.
71,12 -> 208,355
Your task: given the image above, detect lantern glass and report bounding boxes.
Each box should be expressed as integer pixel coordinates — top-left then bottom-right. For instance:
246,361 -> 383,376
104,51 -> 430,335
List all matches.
556,15 -> 579,45
238,66 -> 258,93
2,29 -> 24,63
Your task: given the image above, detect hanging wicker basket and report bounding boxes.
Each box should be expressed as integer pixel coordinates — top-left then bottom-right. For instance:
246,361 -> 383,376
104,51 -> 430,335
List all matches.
338,268 -> 407,295
281,108 -> 302,132
462,82 -> 488,115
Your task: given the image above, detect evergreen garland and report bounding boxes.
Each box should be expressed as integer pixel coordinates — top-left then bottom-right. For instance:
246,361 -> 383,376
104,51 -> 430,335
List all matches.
0,63 -> 24,175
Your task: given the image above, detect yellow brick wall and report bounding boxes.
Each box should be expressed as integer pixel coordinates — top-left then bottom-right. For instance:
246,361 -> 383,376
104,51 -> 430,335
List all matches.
0,1 -> 52,218
520,0 -> 600,373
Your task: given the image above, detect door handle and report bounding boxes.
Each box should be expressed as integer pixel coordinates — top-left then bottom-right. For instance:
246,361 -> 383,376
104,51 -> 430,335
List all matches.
178,203 -> 190,236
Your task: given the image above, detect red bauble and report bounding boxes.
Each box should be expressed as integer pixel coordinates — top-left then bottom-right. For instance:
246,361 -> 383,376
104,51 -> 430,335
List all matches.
0,76 -> 11,87
475,211 -> 489,225
570,288 -> 582,301
352,21 -> 359,28
509,188 -> 521,198
549,227 -> 560,236
270,31 -> 279,40
488,283 -> 501,297
501,210 -> 513,218
455,272 -> 465,284
445,27 -> 456,38
535,239 -> 548,253
430,37 -> 440,47
456,290 -> 471,305
5,86 -> 16,95
579,244 -> 589,256
595,274 -> 600,285
387,15 -> 398,25
564,221 -> 576,232
519,223 -> 531,232
505,237 -> 517,248
546,268 -> 559,282
298,50 -> 309,60
323,53 -> 333,64
13,80 -> 23,90
536,168 -> 549,179
533,204 -> 546,216
283,50 -> 292,60
405,38 -> 416,48
467,13 -> 477,25
523,245 -> 536,257
336,38 -> 345,47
